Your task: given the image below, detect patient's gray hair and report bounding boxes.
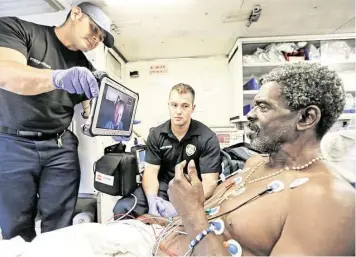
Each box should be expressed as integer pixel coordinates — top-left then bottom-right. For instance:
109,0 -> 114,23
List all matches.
261,63 -> 345,138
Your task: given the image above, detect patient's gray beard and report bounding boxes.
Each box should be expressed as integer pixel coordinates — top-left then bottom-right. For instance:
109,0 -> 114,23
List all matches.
251,134 -> 281,154
251,126 -> 290,154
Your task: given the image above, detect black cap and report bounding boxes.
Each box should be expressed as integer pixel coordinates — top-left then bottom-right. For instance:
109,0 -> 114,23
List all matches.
78,2 -> 114,48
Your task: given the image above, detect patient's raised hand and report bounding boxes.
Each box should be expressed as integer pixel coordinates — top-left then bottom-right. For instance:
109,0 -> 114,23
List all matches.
168,160 -> 205,219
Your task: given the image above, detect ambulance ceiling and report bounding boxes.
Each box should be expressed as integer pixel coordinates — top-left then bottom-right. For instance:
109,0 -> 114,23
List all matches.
0,0 -> 355,62
0,0 -> 66,16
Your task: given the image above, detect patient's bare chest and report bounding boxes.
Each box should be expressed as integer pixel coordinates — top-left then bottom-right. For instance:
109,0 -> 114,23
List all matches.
207,179 -> 288,255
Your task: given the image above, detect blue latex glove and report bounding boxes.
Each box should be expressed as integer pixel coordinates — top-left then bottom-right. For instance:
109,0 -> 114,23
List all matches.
156,198 -> 178,218
146,194 -> 161,217
112,120 -> 141,142
52,67 -> 99,99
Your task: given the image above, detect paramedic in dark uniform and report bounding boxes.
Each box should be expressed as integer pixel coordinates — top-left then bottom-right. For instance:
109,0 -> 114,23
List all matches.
114,83 -> 222,218
0,2 -> 114,241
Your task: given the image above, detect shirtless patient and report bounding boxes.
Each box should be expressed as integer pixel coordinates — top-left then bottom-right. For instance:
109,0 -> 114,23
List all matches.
151,63 -> 355,256
6,63 -> 354,257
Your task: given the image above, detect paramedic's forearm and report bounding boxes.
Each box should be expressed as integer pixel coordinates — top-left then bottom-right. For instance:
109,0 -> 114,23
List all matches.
0,60 -> 55,95
142,171 -> 159,195
202,175 -> 218,199
203,183 -> 216,199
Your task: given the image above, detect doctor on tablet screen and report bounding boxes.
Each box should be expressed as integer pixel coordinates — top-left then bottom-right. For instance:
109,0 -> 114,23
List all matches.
105,95 -> 125,130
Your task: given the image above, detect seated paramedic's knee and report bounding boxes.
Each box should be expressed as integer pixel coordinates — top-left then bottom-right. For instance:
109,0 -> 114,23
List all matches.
113,83 -> 221,218
113,196 -> 133,216
113,185 -> 150,218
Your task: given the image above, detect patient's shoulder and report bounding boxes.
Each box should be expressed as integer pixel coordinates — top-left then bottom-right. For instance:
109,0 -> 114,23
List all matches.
274,172 -> 355,256
290,170 -> 355,215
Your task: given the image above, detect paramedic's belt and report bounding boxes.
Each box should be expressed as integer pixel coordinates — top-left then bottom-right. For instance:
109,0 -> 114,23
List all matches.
0,126 -> 65,139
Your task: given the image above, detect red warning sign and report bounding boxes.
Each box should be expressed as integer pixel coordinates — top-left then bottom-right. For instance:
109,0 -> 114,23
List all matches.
149,64 -> 167,75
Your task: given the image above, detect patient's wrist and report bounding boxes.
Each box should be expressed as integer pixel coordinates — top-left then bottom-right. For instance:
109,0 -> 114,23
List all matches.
183,210 -> 209,236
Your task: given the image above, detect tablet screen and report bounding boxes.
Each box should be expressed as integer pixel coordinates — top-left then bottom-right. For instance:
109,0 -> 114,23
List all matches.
96,84 -> 136,132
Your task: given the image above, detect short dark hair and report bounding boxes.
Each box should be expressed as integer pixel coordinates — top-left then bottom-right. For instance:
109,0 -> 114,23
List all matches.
170,83 -> 195,103
261,63 -> 346,138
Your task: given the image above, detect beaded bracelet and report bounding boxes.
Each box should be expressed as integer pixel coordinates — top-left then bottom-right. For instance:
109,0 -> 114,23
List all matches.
189,224 -> 215,249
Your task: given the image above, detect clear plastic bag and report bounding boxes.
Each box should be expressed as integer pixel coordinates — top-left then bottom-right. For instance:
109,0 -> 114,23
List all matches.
320,40 -> 352,61
243,42 -> 306,64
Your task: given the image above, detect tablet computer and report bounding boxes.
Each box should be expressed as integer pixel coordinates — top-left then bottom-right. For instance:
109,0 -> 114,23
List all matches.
83,73 -> 139,137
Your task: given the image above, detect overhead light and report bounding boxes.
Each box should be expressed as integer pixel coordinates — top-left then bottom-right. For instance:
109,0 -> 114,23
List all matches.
221,13 -> 249,23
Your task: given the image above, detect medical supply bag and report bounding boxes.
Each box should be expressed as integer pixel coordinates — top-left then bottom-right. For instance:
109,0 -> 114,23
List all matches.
93,153 -> 138,197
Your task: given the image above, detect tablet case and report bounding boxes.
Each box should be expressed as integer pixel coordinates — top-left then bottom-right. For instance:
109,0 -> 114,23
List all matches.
82,72 -> 139,137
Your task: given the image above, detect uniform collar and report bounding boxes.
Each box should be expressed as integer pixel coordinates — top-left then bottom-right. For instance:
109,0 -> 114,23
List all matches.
161,119 -> 200,138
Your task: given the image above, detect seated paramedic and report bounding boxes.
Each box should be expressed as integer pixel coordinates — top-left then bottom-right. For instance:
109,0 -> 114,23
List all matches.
150,63 -> 355,256
105,96 -> 125,130
113,83 -> 222,218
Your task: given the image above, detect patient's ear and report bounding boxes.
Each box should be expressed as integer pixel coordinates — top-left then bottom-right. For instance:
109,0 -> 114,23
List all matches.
296,105 -> 321,131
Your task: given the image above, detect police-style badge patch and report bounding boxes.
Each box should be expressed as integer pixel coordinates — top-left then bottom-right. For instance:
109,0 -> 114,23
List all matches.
186,144 -> 196,156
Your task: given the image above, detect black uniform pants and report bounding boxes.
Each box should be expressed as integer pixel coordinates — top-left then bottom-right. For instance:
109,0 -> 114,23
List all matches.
113,181 -> 169,218
0,131 -> 80,242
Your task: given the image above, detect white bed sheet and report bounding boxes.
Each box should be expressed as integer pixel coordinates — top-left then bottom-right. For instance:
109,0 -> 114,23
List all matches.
0,220 -> 159,257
